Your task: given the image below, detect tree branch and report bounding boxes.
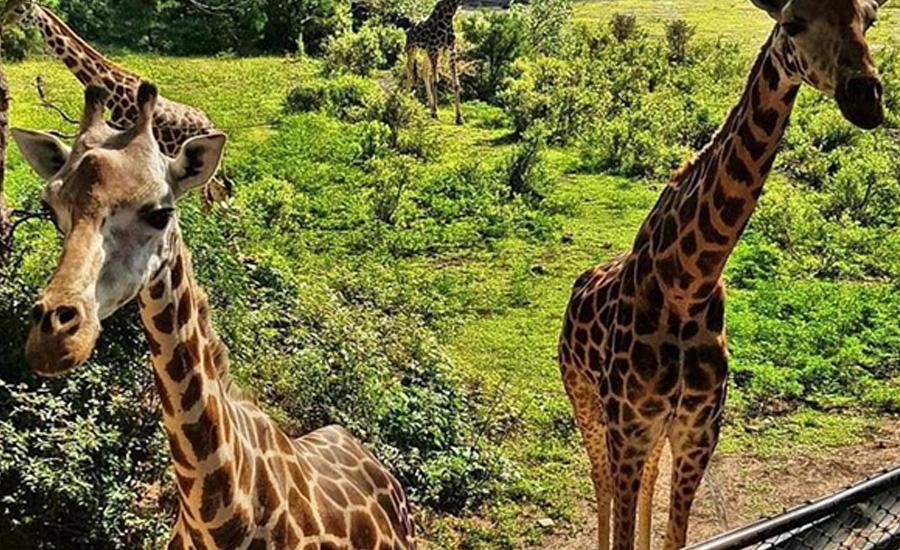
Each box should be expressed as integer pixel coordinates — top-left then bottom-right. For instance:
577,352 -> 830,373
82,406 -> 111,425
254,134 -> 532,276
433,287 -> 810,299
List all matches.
185,0 -> 250,15
35,76 -> 80,125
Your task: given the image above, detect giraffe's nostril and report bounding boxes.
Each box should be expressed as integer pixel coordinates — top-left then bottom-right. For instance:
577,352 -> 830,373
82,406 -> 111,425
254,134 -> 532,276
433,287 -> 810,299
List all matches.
56,306 -> 78,326
30,304 -> 44,324
845,76 -> 881,102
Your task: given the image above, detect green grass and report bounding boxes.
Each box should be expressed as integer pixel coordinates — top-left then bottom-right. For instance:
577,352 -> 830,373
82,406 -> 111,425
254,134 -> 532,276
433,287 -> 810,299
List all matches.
7,55 -> 314,154
573,0 -> 900,46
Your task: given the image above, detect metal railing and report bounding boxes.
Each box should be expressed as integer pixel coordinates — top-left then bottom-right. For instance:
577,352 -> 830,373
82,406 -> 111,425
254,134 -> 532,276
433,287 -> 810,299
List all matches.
687,466 -> 900,550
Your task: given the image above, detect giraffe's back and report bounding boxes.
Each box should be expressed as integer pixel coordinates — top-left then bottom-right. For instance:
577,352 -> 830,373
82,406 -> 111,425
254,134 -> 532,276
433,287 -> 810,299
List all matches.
294,425 -> 418,550
559,254 -> 629,385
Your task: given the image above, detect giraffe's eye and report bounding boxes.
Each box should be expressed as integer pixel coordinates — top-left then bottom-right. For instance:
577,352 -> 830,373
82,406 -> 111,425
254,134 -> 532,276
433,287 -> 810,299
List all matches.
782,20 -> 806,36
141,207 -> 174,230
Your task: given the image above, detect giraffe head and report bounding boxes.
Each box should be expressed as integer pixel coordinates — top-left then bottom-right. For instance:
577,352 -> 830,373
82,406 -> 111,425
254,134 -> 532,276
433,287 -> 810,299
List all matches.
13,83 -> 226,377
752,0 -> 888,129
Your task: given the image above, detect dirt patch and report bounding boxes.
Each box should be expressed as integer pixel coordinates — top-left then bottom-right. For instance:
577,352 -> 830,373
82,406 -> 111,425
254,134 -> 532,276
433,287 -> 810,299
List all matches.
538,421 -> 900,550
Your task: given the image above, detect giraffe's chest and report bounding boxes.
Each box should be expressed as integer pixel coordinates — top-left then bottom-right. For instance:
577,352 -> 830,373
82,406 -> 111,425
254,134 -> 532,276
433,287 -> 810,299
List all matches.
561,259 -> 729,411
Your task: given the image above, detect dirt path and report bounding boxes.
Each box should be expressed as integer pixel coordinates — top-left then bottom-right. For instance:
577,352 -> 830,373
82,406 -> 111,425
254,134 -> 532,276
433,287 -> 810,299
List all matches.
538,421 -> 900,550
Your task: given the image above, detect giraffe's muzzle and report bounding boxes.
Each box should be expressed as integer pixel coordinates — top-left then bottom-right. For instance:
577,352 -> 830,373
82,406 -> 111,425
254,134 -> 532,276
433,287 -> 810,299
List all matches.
836,75 -> 884,130
25,298 -> 99,377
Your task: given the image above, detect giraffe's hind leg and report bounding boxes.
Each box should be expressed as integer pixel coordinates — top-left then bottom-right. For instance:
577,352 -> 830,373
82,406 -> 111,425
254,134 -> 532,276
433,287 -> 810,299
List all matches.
562,363 -> 611,550
638,434 -> 666,550
406,46 -> 418,92
426,49 -> 440,119
450,44 -> 463,125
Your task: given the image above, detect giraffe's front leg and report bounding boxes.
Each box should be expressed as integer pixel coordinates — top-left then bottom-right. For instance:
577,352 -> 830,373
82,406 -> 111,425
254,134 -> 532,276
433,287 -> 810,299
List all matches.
450,44 -> 464,125
663,331 -> 728,550
609,416 -> 666,550
638,434 -> 666,550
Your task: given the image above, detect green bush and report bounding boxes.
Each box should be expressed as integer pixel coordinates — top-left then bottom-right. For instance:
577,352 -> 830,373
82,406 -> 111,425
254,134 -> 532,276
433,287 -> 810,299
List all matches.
285,75 -> 386,122
50,0 -> 344,55
499,21 -> 737,172
519,0 -> 574,55
0,262 -> 170,549
665,19 -> 696,64
461,11 -> 530,103
322,22 -> 401,77
728,281 -> 900,415
609,12 -> 639,42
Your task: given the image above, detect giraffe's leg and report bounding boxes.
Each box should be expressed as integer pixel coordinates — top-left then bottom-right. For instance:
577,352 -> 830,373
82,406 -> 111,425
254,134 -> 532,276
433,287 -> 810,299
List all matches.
638,435 -> 666,550
562,363 -> 611,550
427,49 -> 440,119
611,423 -> 662,550
406,46 -> 418,92
450,44 -> 463,125
662,336 -> 728,550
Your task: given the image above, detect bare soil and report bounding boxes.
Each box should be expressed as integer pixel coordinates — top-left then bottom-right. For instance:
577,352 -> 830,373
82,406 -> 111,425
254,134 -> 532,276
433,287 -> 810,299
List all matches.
538,421 -> 900,550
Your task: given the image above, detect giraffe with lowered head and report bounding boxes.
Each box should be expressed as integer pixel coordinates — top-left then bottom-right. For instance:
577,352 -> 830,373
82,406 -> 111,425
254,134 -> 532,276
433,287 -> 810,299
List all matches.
559,1 -> 887,550
7,3 -> 228,201
14,83 -> 417,550
402,0 -> 464,124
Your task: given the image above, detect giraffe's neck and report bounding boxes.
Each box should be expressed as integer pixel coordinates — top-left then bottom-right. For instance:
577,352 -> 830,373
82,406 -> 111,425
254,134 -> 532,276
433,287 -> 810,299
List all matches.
426,0 -> 460,22
29,4 -> 139,91
635,30 -> 798,306
137,227 -> 288,546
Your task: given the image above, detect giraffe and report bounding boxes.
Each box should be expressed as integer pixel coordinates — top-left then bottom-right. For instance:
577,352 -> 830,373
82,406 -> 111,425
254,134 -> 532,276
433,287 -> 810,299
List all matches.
13,83 -> 418,550
7,3 -> 229,202
558,1 -> 887,550
402,0 -> 464,125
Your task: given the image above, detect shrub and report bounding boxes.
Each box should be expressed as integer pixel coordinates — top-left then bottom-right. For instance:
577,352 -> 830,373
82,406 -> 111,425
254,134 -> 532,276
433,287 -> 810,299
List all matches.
379,88 -> 430,148
322,23 -> 389,77
609,12 -> 639,42
728,281 -> 900,415
519,0 -> 573,55
504,133 -> 553,204
501,55 -> 609,144
666,19 -> 696,64
0,260 -> 171,549
461,11 -> 530,103
285,75 -> 386,123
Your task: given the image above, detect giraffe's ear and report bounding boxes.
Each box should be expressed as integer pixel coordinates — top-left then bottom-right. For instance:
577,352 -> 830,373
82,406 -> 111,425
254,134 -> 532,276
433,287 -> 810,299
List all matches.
168,133 -> 226,198
11,128 -> 71,180
749,0 -> 787,17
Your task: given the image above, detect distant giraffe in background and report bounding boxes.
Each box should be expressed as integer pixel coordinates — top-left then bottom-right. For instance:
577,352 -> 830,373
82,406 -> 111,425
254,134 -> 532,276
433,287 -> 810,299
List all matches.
559,1 -> 888,550
401,0 -> 464,124
7,3 -> 229,202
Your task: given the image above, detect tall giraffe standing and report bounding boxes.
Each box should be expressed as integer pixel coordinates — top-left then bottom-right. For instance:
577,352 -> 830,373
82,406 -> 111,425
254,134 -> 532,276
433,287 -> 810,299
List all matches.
559,1 -> 887,550
8,3 -> 228,201
14,83 -> 417,550
403,0 -> 464,125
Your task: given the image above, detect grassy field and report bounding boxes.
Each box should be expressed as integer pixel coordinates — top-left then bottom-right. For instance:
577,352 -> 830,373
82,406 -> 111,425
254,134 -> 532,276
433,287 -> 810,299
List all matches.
573,0 -> 900,45
3,2 -> 900,549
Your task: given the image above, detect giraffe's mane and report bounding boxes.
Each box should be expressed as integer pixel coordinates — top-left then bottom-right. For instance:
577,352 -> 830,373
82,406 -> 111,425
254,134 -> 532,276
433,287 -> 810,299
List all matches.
669,28 -> 777,186
187,253 -> 257,405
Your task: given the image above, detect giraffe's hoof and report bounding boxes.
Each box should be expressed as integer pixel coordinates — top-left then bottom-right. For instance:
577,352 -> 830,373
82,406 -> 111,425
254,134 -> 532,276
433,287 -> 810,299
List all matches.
431,112 -> 438,119
455,117 -> 464,126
